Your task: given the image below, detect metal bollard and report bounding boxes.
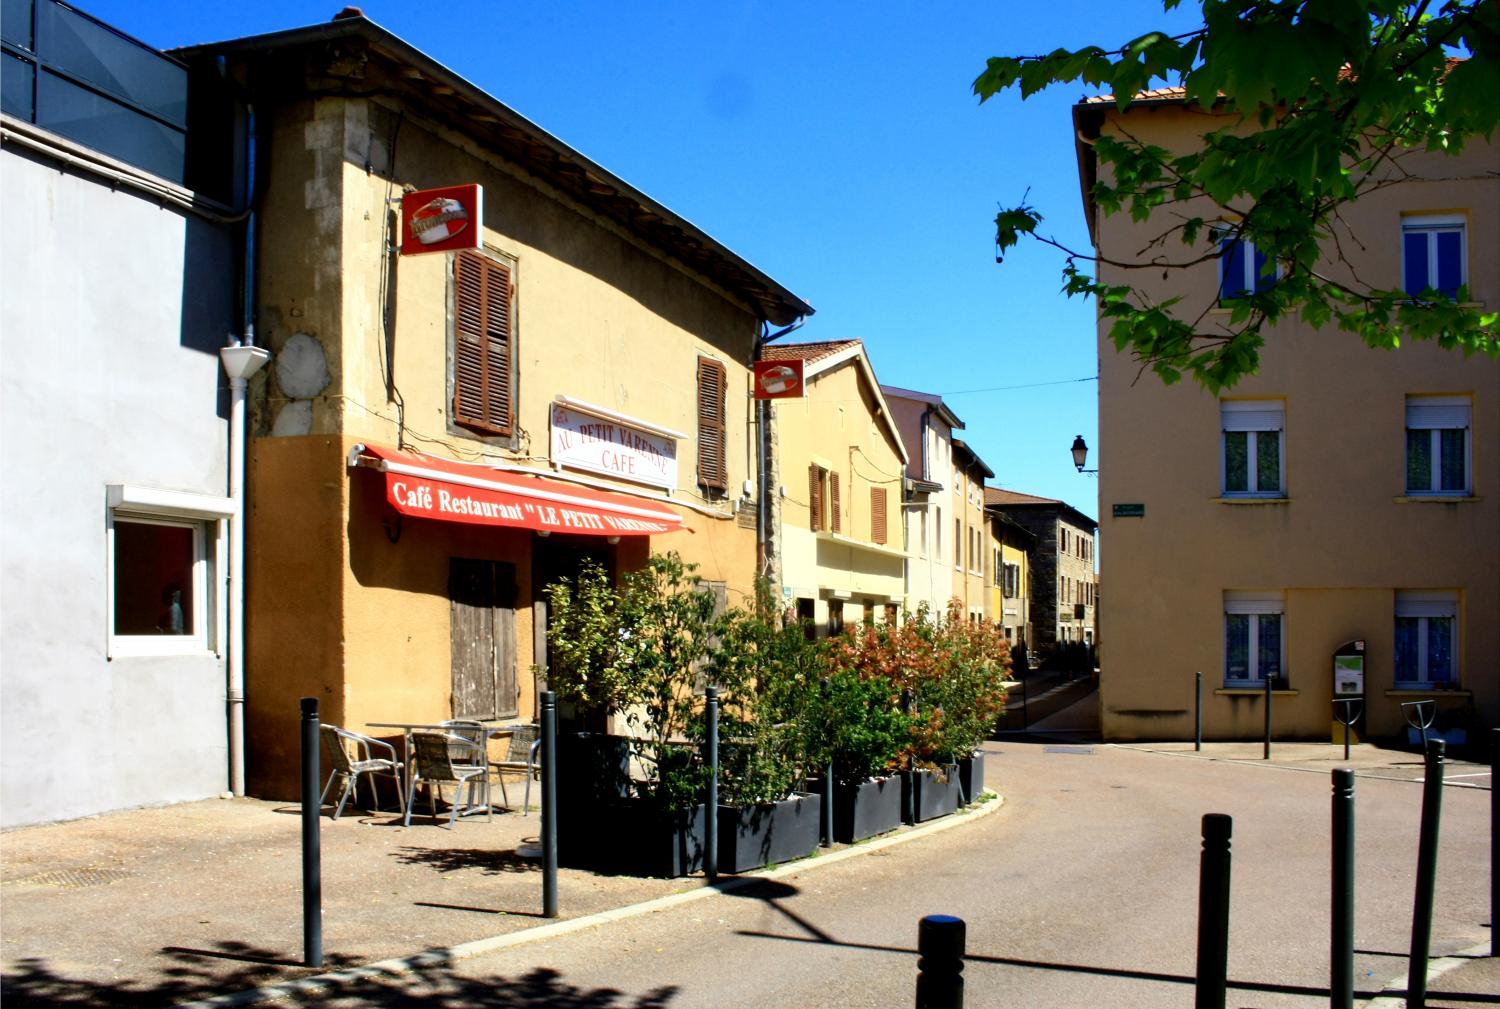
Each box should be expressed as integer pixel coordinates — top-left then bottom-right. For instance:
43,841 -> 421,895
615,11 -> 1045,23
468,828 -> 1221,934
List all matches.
1195,671 -> 1202,752
1195,813 -> 1232,1009
1263,673 -> 1273,760
1331,769 -> 1355,1009
820,677 -> 833,848
540,690 -> 558,918
300,697 -> 323,968
1407,739 -> 1445,1009
915,914 -> 965,1009
1492,729 -> 1498,959
705,686 -> 719,881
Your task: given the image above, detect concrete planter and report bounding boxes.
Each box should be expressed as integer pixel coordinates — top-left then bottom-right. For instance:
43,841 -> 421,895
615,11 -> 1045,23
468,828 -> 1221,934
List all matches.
957,750 -> 985,802
717,792 -> 820,873
902,765 -> 961,823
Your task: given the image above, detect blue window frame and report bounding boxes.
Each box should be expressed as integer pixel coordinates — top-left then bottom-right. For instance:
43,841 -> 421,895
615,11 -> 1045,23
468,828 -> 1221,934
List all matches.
1219,237 -> 1276,300
1402,217 -> 1466,300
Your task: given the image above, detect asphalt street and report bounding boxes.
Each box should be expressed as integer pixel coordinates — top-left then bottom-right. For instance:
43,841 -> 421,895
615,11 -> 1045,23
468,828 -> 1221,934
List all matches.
298,736 -> 1493,1009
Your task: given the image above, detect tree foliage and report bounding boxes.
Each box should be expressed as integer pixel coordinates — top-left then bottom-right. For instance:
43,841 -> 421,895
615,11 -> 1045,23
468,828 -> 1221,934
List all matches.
976,0 -> 1499,390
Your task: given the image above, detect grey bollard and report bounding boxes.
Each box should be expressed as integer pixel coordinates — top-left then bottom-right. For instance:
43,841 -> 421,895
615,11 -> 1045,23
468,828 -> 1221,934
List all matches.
300,697 -> 323,968
1407,739 -> 1445,1009
1195,813 -> 1232,1009
1331,769 -> 1354,1009
541,690 -> 558,918
916,914 -> 965,1009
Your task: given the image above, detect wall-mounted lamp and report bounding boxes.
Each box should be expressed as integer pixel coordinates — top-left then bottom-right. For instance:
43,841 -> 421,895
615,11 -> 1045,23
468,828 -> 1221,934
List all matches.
1070,435 -> 1098,476
607,536 -> 621,545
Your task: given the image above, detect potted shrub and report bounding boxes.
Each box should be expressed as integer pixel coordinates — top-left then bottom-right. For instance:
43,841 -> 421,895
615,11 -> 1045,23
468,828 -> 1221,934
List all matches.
547,553 -> 714,877
928,606 -> 1010,802
817,669 -> 910,841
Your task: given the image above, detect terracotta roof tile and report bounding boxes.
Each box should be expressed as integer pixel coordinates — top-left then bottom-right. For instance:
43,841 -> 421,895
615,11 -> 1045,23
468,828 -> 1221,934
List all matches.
760,339 -> 862,365
985,487 -> 1060,507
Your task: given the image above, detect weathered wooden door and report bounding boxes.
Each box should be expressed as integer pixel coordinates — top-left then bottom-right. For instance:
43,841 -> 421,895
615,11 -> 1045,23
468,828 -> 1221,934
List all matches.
449,558 -> 518,720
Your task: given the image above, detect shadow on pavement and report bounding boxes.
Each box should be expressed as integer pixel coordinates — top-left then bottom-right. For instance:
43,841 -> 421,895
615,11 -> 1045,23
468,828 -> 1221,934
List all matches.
1,945 -> 679,1008
392,846 -> 543,875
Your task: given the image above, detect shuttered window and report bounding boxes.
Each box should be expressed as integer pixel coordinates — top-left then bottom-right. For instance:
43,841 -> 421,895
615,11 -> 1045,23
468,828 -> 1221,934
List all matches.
808,464 -> 824,531
452,250 -> 515,437
871,487 -> 887,545
696,357 -> 728,491
829,471 -> 841,533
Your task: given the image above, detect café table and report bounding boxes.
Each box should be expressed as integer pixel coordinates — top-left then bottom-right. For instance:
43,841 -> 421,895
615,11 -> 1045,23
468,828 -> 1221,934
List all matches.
367,721 -> 516,818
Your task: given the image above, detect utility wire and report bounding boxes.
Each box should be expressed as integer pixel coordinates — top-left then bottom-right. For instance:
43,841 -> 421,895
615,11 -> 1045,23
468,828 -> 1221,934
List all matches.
941,375 -> 1098,396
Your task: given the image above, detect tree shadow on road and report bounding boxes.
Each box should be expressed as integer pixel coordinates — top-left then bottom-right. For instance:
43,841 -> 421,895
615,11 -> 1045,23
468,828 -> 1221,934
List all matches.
2,944 -> 678,1008
392,845 -> 542,875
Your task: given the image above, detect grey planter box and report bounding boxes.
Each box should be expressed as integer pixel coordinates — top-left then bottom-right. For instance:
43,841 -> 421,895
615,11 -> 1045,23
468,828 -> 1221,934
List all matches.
902,765 -> 961,823
829,775 -> 902,843
957,750 -> 985,802
717,792 -> 821,873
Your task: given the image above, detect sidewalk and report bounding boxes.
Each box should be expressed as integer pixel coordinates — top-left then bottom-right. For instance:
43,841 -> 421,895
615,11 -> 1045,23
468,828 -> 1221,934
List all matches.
0,785 -> 1003,1007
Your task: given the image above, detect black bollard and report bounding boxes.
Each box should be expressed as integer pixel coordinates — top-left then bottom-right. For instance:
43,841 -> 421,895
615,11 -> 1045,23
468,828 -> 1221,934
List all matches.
1263,673 -> 1273,760
1331,769 -> 1355,1009
1195,671 -> 1203,752
540,690 -> 558,918
705,686 -> 719,881
1492,729 -> 1498,959
1407,739 -> 1445,1009
1195,813 -> 1232,1009
300,697 -> 323,968
915,914 -> 965,1009
820,677 -> 833,848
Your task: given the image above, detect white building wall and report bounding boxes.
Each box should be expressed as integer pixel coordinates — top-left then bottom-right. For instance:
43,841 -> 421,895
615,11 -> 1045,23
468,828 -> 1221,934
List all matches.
0,141 -> 236,827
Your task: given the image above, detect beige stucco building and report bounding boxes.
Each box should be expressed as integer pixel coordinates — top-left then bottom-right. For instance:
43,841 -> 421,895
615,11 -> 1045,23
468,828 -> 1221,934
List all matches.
767,341 -> 907,633
951,440 -> 995,621
183,16 -> 810,797
1081,92 -> 1499,742
882,386 -> 963,618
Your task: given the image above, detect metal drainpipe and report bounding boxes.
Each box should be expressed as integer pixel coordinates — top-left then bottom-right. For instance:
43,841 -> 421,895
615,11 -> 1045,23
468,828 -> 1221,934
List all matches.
220,96 -> 265,797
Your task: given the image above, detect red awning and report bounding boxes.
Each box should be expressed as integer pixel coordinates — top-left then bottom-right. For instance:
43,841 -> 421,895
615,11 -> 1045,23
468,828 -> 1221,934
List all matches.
348,443 -> 688,536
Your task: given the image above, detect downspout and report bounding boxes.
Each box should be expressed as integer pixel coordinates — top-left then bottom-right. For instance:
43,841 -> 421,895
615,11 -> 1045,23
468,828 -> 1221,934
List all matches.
218,92 -> 268,798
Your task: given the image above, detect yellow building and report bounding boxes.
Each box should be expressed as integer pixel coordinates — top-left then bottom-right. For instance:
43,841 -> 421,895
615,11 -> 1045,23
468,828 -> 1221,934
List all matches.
987,510 -> 1035,649
951,440 -> 994,621
1079,90 -> 1499,742
764,341 -> 908,633
186,16 -> 810,797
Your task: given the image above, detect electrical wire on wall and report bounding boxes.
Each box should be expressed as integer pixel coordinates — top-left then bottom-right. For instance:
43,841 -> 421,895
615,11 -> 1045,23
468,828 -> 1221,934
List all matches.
375,107 -> 408,449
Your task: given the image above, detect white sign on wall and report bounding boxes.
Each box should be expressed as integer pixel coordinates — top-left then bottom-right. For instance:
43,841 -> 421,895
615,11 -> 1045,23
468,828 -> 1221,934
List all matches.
550,403 -> 679,491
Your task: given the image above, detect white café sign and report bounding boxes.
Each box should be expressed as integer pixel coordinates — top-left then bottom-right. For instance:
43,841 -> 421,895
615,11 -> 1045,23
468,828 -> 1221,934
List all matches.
549,403 -> 678,491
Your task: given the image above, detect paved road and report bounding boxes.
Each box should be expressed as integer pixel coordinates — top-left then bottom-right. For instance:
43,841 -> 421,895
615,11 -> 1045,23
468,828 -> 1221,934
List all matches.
306,736 -> 1492,1008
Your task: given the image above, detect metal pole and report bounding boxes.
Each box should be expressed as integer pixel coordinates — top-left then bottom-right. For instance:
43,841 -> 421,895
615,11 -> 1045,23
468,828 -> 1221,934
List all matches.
540,690 -> 558,918
1020,673 -> 1028,731
821,677 -> 833,848
1263,672 -> 1273,760
705,686 -> 719,881
1492,729 -> 1498,959
1331,769 -> 1354,1009
1195,813 -> 1232,1009
299,697 -> 323,968
1407,739 -> 1445,1009
915,914 -> 965,1009
1195,671 -> 1203,752
1344,715 -> 1351,762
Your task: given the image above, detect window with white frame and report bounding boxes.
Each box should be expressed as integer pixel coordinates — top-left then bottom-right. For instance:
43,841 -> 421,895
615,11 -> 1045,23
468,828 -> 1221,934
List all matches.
1224,591 -> 1284,687
1222,400 -> 1285,497
1406,396 -> 1471,496
1395,591 -> 1458,687
1219,235 -> 1276,300
1402,215 -> 1466,301
106,485 -> 230,657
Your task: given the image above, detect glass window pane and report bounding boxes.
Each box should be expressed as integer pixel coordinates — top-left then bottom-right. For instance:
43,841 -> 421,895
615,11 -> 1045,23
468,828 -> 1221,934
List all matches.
36,69 -> 184,182
113,520 -> 194,636
1402,230 -> 1429,295
1435,230 -> 1463,297
1256,431 -> 1281,493
1257,614 -> 1281,681
1427,617 -> 1453,682
1225,614 -> 1250,680
2,0 -> 33,49
1393,617 -> 1418,680
1220,238 -> 1247,300
1,49 -> 33,119
37,0 -> 186,125
1224,431 -> 1248,493
1438,429 -> 1466,492
1407,429 -> 1431,492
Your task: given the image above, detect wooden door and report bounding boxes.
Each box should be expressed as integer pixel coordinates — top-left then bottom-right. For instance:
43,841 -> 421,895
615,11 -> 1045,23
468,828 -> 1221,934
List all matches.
449,558 -> 518,719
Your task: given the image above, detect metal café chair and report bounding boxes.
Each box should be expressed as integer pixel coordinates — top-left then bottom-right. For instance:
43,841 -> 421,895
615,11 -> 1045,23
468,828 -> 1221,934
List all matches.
404,730 -> 491,828
319,724 -> 405,820
487,724 -> 540,814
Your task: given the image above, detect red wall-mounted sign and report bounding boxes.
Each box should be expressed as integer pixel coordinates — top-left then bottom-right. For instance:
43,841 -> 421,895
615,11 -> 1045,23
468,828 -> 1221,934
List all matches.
400,184 -> 483,255
753,359 -> 805,399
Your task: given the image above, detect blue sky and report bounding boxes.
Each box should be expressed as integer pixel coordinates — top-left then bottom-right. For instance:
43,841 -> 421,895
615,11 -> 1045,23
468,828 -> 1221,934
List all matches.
86,0 -> 1203,530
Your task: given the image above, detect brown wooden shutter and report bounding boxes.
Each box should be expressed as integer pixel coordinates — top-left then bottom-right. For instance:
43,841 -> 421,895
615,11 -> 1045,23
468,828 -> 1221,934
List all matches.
871,487 -> 887,544
808,464 -> 823,531
829,471 -> 841,532
696,357 -> 728,491
453,250 -> 514,436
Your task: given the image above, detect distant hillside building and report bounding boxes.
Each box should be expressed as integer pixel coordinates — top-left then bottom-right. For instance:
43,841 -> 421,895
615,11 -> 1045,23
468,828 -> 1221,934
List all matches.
985,489 -> 1097,657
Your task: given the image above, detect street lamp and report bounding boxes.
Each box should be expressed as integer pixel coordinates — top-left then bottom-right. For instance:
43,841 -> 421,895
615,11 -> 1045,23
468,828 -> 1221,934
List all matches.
1070,435 -> 1098,475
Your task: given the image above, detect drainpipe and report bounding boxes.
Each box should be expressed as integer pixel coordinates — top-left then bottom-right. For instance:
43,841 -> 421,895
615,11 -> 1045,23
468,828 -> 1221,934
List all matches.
217,94 -> 267,797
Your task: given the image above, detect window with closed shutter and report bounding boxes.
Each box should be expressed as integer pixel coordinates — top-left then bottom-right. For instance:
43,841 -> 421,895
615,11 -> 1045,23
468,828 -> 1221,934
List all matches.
829,472 -> 841,533
696,357 -> 728,492
452,250 -> 515,437
808,464 -> 824,531
870,486 -> 887,545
